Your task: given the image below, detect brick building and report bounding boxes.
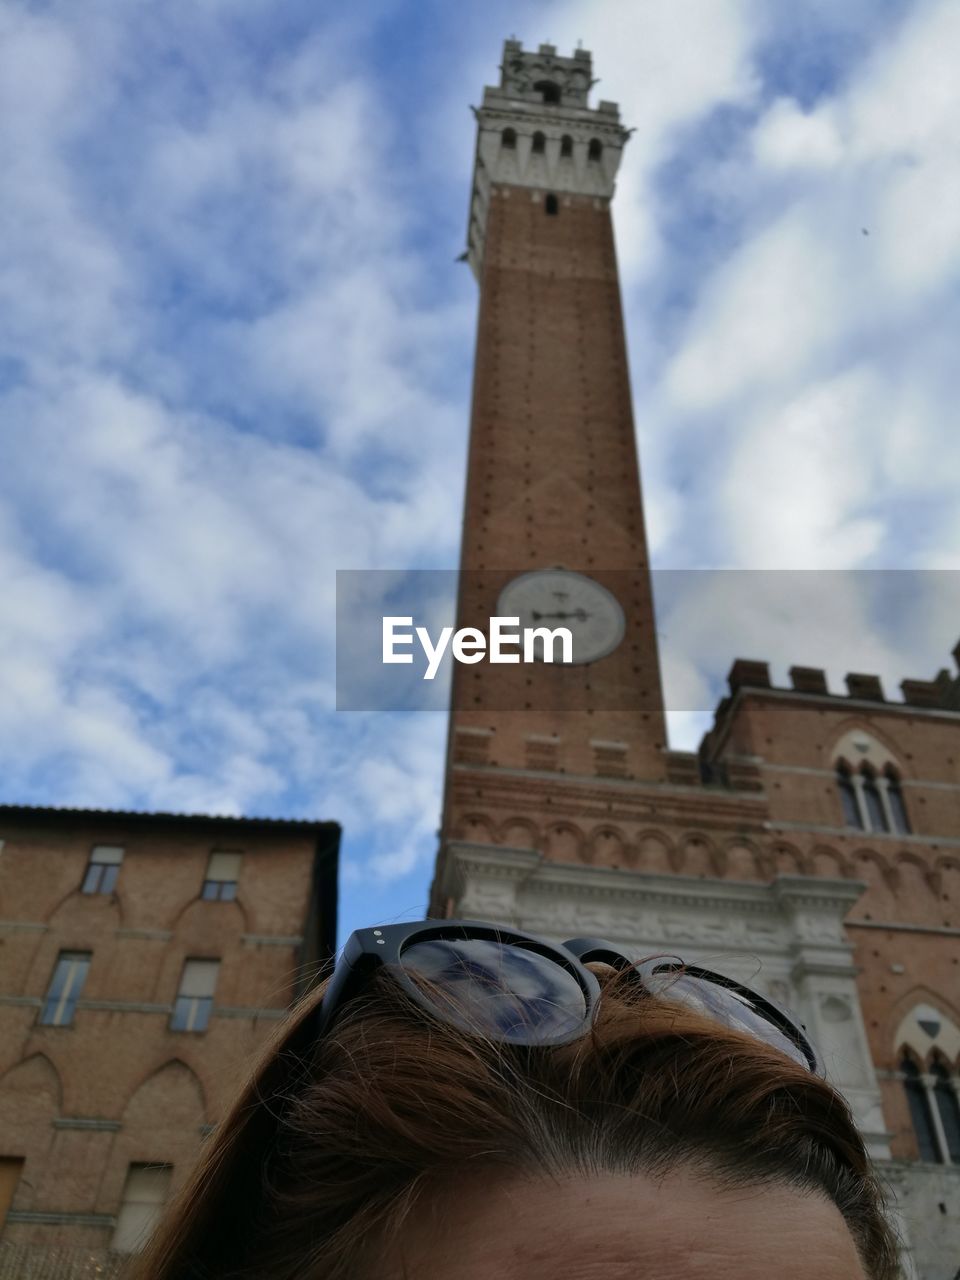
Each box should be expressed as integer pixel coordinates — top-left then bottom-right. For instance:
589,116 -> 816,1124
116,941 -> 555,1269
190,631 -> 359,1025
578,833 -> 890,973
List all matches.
430,41 -> 960,1280
0,806 -> 339,1277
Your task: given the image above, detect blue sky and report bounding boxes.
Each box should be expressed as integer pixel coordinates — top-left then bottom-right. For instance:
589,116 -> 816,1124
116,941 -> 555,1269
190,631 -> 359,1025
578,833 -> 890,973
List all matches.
3,0 -> 960,947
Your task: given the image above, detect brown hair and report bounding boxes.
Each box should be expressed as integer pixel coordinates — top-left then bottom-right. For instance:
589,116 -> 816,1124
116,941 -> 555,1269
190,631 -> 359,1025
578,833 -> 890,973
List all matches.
130,964 -> 901,1279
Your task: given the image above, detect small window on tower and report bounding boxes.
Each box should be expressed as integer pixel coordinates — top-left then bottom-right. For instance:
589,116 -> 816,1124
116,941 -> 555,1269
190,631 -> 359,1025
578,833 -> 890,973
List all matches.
501,128 -> 517,149
545,194 -> 559,216
560,135 -> 574,158
532,131 -> 546,155
588,138 -> 603,162
534,80 -> 561,105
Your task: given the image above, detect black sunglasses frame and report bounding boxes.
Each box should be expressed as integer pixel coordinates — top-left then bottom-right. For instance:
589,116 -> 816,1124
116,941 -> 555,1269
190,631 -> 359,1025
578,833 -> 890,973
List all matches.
310,919 -> 823,1075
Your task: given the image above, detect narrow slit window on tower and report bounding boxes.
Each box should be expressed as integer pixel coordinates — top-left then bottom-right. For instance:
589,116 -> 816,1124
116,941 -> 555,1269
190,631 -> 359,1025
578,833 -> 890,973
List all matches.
588,138 -> 603,162
501,128 -> 517,149
545,193 -> 559,216
901,1056 -> 940,1162
535,80 -> 561,104
560,134 -> 573,157
532,131 -> 546,154
836,763 -> 862,829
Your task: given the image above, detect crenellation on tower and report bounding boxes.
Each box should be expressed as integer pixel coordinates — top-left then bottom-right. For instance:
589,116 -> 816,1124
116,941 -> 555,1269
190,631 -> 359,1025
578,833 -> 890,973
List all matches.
467,39 -> 630,279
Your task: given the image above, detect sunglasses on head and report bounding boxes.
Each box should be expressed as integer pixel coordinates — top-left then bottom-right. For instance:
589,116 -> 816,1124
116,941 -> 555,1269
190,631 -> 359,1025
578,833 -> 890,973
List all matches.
312,919 -> 822,1075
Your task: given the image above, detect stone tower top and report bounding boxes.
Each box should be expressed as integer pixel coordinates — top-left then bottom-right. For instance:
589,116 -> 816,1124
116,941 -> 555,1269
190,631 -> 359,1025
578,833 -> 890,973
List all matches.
495,39 -> 595,108
466,39 -> 631,278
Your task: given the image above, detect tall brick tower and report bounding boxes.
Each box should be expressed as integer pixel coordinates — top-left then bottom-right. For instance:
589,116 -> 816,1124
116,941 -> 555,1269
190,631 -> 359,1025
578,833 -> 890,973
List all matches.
429,46 -> 960,1276
430,40 -> 670,915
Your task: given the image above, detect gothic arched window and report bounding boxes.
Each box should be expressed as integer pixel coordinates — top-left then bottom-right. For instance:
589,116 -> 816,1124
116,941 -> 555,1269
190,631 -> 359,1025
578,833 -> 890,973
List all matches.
862,766 -> 888,832
560,134 -> 573,158
587,138 -> 603,162
836,763 -> 863,829
544,193 -> 558,216
885,767 -> 911,834
535,80 -> 561,104
502,128 -> 517,149
901,1056 -> 940,1162
532,131 -> 546,155
931,1059 -> 960,1161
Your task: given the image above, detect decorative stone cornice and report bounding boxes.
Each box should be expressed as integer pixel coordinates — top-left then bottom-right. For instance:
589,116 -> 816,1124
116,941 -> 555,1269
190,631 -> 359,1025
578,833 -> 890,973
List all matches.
450,765 -> 769,829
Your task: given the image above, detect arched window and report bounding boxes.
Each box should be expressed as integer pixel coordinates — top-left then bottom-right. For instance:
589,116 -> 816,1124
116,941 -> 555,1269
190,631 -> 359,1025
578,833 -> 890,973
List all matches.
836,763 -> 863,829
502,128 -> 517,150
532,131 -> 546,155
885,767 -> 911,834
901,1056 -> 940,1162
544,193 -> 558,216
560,134 -> 573,158
931,1059 -> 960,1161
535,80 -> 561,105
862,766 -> 888,832
587,138 -> 603,162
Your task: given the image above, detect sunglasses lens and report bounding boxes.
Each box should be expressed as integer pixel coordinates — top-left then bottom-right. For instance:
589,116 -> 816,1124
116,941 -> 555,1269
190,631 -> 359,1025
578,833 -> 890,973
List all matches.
399,937 -> 588,1044
644,969 -> 811,1069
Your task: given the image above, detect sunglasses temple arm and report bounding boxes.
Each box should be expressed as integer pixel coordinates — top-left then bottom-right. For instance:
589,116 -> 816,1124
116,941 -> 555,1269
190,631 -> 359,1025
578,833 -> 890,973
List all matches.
562,938 -> 636,971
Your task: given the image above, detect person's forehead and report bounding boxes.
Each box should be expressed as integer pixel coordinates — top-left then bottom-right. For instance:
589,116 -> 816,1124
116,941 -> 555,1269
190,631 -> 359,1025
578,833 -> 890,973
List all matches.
389,1170 -> 866,1280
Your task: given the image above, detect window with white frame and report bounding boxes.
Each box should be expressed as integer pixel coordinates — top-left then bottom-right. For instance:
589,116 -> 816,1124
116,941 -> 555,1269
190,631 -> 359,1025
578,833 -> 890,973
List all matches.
170,959 -> 219,1032
931,1058 -> 960,1162
900,1055 -> 940,1162
900,1053 -> 960,1164
81,845 -> 124,894
111,1163 -> 173,1253
835,761 -> 910,834
39,951 -> 91,1027
894,1000 -> 960,1165
201,850 -> 242,901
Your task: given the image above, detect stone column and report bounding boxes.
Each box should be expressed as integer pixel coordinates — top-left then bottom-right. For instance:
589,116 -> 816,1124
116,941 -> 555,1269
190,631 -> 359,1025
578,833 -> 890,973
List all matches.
774,877 -> 892,1159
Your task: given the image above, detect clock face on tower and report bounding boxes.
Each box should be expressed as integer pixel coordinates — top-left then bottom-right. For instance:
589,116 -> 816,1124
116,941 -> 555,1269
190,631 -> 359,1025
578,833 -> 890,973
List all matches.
496,569 -> 626,665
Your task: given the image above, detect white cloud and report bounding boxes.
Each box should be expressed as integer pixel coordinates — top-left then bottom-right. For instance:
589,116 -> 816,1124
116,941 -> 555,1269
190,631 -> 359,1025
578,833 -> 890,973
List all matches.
664,213 -> 847,411
752,98 -> 843,170
549,0 -> 761,279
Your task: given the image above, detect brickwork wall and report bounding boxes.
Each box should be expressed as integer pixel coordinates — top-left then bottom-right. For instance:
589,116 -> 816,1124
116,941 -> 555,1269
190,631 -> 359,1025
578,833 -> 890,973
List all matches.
447,184 -> 668,778
0,814 -> 331,1253
705,690 -> 960,1164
